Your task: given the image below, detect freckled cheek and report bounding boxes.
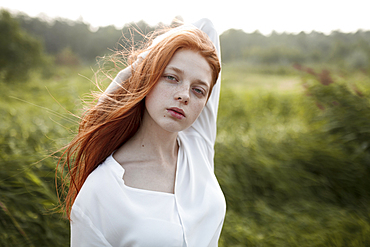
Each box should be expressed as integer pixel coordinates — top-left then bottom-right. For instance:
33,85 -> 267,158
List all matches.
192,104 -> 206,120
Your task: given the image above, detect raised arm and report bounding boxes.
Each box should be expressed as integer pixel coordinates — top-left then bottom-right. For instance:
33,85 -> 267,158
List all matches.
187,18 -> 221,147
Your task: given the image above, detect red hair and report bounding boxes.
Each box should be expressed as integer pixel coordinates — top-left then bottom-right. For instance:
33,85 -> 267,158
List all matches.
57,26 -> 221,219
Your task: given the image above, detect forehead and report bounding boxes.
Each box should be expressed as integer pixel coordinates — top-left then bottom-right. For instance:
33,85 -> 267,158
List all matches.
166,49 -> 212,87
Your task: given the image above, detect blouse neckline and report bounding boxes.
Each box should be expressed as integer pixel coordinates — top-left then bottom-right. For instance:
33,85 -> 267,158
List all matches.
108,137 -> 182,197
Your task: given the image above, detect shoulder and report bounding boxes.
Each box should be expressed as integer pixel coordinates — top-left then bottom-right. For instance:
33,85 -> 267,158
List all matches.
73,155 -> 123,209
71,156 -> 126,246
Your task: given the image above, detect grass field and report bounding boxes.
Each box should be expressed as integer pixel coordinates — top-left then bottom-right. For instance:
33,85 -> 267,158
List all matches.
216,64 -> 370,246
221,63 -> 302,93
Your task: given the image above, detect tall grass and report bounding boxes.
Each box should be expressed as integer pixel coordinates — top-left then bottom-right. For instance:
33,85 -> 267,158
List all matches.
216,64 -> 370,246
0,67 -> 94,246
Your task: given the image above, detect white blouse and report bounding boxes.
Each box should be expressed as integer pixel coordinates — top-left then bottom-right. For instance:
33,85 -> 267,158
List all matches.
70,18 -> 226,247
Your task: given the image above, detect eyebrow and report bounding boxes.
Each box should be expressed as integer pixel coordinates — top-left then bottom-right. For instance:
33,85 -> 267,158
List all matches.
166,66 -> 210,89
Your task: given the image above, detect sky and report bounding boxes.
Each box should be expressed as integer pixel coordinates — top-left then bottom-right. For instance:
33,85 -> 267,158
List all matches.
1,0 -> 369,35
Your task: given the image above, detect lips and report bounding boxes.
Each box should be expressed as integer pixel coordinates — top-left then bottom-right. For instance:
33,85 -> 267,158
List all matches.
167,107 -> 186,119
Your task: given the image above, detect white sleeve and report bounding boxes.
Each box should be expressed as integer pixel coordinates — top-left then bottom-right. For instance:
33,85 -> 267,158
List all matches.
70,205 -> 112,247
186,18 -> 221,147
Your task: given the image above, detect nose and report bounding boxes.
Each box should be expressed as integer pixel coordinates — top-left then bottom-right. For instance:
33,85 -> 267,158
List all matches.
175,86 -> 190,105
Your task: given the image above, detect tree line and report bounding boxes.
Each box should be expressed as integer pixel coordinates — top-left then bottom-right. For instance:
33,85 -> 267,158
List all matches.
2,9 -> 370,81
17,10 -> 370,70
221,28 -> 370,70
15,12 -> 157,62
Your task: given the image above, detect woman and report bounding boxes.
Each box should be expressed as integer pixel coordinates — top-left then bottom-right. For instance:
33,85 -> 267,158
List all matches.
59,18 -> 226,246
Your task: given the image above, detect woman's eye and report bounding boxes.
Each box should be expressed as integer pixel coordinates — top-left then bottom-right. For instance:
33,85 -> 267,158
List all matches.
165,75 -> 177,81
193,88 -> 205,95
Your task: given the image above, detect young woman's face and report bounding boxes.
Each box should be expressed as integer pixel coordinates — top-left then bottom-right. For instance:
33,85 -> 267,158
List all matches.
144,49 -> 212,133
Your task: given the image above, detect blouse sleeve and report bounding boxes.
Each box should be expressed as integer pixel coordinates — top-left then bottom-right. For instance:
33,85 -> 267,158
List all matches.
186,18 -> 221,147
70,205 -> 113,247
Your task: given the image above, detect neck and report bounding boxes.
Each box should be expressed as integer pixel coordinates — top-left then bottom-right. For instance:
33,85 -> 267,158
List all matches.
114,110 -> 179,165
131,121 -> 179,161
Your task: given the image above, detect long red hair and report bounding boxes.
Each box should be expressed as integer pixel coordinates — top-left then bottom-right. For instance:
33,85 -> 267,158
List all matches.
57,26 -> 221,219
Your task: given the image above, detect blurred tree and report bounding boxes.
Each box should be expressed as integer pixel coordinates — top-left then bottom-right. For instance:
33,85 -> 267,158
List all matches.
219,26 -> 370,72
9,10 -> 370,70
55,47 -> 80,66
16,13 -> 157,64
0,10 -> 45,82
220,29 -> 251,61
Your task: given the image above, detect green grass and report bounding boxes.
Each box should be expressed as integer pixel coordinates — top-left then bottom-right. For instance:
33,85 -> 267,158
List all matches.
221,63 -> 302,93
0,66 -> 95,246
216,64 -> 370,246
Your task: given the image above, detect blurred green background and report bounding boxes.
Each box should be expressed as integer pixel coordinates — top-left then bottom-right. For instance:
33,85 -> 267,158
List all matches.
1,9 -> 370,246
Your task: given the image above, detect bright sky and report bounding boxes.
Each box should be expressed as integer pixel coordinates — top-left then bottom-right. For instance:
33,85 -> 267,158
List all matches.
1,0 -> 369,35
